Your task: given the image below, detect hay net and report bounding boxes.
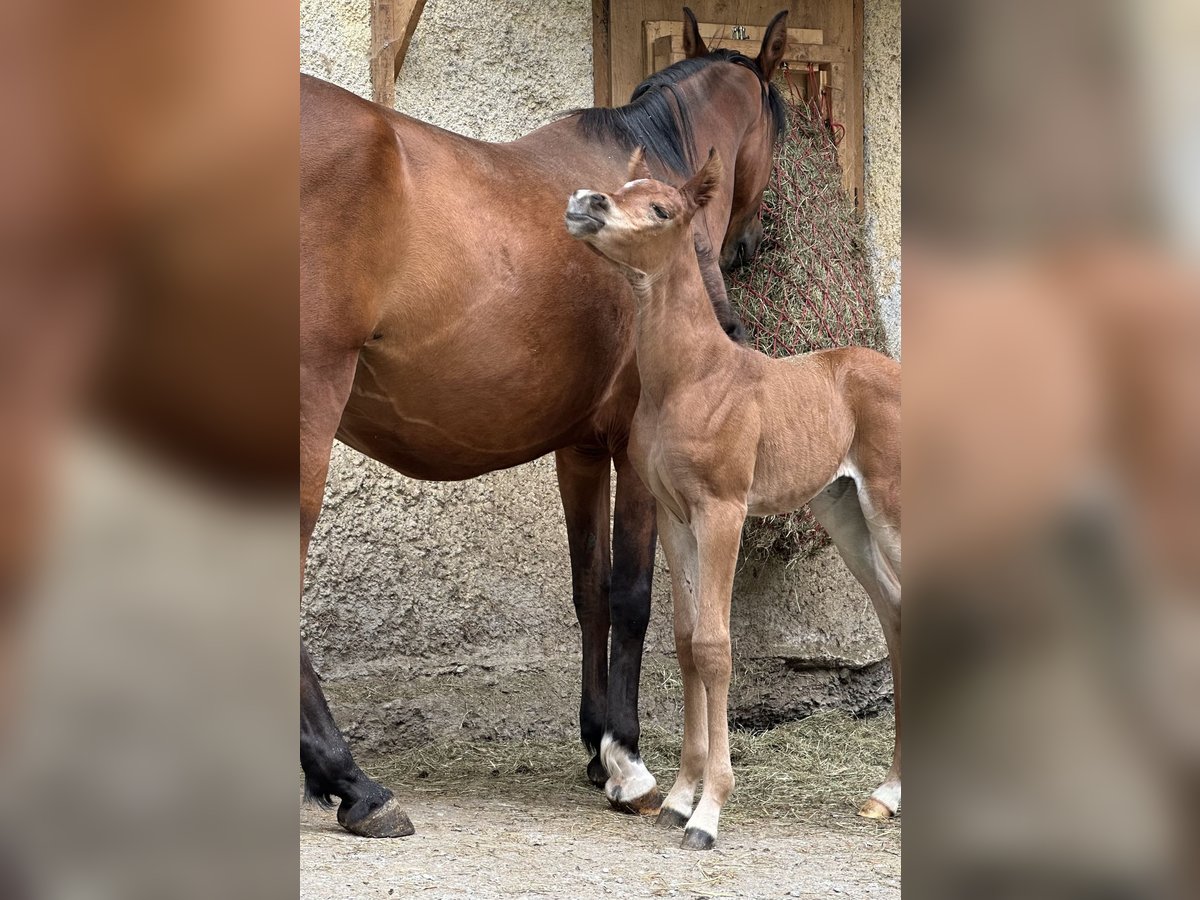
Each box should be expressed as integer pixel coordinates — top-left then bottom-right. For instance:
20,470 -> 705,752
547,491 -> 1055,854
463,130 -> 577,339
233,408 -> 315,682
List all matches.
725,72 -> 888,564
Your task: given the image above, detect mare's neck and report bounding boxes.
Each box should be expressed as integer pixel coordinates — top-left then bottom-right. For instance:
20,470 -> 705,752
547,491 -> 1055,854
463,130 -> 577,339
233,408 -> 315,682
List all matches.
629,243 -> 737,403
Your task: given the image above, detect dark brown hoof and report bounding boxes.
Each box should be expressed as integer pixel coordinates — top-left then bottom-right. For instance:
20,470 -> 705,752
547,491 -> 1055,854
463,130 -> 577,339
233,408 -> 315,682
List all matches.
587,753 -> 608,789
681,827 -> 716,851
338,796 -> 415,838
655,807 -> 689,829
608,785 -> 663,816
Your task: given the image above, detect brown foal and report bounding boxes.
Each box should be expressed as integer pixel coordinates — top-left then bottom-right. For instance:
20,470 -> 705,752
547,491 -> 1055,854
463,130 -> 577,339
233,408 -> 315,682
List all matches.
565,150 -> 902,849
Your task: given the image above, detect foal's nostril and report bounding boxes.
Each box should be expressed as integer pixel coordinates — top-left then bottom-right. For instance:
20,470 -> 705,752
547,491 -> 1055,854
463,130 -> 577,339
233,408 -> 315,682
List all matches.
589,193 -> 609,211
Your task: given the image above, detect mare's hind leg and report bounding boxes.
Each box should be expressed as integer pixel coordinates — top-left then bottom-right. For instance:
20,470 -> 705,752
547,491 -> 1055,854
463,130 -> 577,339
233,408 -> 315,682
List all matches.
300,347 -> 412,838
555,446 -> 612,788
810,477 -> 902,818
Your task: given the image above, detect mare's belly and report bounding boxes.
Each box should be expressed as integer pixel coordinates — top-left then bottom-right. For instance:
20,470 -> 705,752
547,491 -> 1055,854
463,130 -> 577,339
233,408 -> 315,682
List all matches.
335,316 -> 623,482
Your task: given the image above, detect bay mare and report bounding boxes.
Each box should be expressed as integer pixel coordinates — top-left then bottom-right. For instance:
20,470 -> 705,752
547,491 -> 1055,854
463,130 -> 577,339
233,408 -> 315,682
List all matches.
300,11 -> 792,836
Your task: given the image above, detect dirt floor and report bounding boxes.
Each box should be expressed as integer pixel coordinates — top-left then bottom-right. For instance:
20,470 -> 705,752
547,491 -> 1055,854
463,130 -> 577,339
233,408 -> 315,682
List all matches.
300,713 -> 901,899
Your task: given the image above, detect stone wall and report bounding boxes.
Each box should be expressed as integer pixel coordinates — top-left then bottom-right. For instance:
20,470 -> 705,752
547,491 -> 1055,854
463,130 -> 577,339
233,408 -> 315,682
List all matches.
300,0 -> 900,752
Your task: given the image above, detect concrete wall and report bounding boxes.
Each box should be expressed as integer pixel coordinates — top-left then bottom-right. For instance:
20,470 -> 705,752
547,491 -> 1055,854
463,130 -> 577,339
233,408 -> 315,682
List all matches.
300,0 -> 899,752
864,0 -> 902,357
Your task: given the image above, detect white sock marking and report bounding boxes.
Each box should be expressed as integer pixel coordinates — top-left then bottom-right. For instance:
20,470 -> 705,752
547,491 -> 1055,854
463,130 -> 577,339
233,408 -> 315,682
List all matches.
600,733 -> 657,803
870,779 -> 901,814
685,795 -> 722,839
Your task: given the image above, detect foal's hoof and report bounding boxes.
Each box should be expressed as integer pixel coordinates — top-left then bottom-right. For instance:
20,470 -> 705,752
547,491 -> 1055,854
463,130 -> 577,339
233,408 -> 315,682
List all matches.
608,785 -> 663,816
857,797 -> 895,820
586,753 -> 609,789
655,807 -> 689,829
681,827 -> 716,851
338,796 -> 415,838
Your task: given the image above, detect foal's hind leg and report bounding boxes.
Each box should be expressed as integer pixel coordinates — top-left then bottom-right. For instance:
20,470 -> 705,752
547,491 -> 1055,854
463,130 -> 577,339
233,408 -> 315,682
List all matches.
810,477 -> 902,818
300,348 -> 412,838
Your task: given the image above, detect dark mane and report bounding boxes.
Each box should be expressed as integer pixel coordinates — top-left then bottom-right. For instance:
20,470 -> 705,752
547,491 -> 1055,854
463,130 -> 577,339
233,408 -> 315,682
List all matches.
571,49 -> 787,176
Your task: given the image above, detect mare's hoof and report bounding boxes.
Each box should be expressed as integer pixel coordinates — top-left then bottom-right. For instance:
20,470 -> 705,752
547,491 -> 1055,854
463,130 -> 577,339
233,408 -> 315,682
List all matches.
608,785 -> 663,816
655,807 -> 689,829
338,796 -> 415,838
857,797 -> 895,820
681,827 -> 716,851
586,753 -> 608,789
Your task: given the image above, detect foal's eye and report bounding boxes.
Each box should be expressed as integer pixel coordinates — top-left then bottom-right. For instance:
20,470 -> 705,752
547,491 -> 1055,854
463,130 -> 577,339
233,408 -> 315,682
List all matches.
651,204 -> 671,220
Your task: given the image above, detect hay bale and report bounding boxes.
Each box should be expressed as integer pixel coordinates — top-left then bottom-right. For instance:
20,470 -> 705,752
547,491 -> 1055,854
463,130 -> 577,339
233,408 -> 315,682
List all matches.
726,95 -> 888,564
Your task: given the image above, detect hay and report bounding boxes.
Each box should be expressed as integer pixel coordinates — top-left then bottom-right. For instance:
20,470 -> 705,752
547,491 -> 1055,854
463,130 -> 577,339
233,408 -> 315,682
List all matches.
726,92 -> 888,564
362,710 -> 894,828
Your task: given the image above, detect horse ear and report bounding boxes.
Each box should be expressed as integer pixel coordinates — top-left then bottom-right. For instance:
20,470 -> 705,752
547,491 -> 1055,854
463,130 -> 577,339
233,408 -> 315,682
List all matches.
683,148 -> 724,209
756,10 -> 789,81
682,7 -> 708,58
627,147 -> 653,182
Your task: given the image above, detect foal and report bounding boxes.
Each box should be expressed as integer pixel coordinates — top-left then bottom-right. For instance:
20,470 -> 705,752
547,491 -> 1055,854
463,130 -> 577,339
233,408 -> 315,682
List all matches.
565,150 -> 901,849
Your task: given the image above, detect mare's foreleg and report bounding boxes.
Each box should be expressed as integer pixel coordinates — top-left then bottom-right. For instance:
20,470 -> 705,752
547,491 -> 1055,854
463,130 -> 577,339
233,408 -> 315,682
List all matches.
555,446 -> 612,788
300,348 -> 412,838
600,450 -> 662,814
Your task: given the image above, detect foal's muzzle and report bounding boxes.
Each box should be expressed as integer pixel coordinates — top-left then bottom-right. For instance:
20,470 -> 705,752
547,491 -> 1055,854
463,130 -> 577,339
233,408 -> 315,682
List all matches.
565,191 -> 608,236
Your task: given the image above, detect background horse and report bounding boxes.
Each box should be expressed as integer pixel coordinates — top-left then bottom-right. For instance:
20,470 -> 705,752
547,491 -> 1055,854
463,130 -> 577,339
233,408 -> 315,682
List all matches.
300,9 -> 791,837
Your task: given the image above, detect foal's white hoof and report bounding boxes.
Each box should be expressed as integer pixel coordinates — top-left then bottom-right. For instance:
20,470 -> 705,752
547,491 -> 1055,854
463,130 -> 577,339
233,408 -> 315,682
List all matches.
858,797 -> 895,820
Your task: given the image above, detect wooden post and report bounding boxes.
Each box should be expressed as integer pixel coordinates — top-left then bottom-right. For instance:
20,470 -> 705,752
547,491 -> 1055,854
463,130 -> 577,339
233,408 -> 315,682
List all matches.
371,0 -> 428,108
592,0 -> 612,107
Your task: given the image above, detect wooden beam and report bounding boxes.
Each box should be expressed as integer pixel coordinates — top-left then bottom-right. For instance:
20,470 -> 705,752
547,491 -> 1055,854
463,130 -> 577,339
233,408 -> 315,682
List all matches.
592,0 -> 612,106
371,0 -> 427,108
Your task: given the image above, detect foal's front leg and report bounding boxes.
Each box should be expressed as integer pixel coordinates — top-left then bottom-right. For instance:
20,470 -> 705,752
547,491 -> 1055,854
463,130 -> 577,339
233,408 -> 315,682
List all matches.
681,505 -> 745,850
654,509 -> 708,829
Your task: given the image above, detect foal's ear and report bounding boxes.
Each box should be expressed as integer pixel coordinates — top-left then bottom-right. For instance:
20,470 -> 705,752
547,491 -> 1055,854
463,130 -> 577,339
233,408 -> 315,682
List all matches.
626,147 -> 653,183
756,10 -> 789,81
683,148 -> 724,209
682,7 -> 708,58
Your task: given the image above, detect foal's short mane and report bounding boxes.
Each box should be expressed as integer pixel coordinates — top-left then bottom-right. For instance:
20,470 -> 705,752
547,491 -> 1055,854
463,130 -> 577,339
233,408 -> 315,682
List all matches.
571,50 -> 787,176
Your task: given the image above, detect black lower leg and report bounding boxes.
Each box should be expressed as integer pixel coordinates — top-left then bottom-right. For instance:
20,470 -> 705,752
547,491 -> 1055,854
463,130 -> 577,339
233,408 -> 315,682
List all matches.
605,460 -> 657,760
301,644 -> 411,835
555,447 -> 613,787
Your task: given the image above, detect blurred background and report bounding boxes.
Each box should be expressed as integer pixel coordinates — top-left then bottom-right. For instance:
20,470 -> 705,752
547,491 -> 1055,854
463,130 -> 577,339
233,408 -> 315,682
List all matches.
0,0 -> 299,897
904,1 -> 1198,897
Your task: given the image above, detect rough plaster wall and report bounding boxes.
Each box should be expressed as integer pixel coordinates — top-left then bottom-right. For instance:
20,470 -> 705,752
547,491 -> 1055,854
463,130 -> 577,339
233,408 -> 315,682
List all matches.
299,0 -> 895,751
394,0 -> 594,140
299,0 -> 371,99
864,0 -> 902,357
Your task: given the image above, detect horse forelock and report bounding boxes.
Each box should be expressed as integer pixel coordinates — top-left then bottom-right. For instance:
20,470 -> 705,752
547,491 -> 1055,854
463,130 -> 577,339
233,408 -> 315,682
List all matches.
570,49 -> 785,178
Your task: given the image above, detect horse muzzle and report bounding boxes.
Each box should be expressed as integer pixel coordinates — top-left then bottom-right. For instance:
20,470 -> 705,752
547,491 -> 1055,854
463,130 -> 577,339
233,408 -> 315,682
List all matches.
565,191 -> 608,236
720,218 -> 764,271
